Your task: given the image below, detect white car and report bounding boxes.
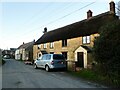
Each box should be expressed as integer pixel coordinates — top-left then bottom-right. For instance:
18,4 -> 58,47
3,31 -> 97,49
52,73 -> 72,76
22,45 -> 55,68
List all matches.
34,54 -> 66,72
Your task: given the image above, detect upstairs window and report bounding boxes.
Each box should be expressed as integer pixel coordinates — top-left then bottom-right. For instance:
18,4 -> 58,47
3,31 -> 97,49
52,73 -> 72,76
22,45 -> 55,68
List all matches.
62,39 -> 67,47
43,43 -> 47,49
82,36 -> 90,44
50,42 -> 54,49
38,45 -> 41,49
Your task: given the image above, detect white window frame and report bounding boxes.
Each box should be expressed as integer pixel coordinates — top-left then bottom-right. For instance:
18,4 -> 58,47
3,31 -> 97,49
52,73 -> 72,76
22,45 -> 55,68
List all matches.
43,43 -> 47,49
83,36 -> 87,44
82,36 -> 90,44
38,45 -> 41,49
86,36 -> 90,43
50,42 -> 54,48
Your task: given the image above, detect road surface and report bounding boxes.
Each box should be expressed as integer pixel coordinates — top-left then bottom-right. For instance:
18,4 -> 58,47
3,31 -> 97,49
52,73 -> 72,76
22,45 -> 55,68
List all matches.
2,59 -> 106,88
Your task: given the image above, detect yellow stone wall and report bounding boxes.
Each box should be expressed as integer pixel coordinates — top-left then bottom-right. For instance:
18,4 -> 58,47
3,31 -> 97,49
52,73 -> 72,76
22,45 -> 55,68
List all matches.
33,33 -> 99,69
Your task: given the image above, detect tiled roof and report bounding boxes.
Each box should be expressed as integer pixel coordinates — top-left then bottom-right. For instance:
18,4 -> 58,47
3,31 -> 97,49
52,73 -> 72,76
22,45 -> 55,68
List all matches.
35,11 -> 118,45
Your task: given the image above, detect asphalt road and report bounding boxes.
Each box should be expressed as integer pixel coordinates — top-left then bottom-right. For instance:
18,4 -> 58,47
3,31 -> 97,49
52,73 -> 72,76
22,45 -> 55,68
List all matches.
2,59 -> 106,88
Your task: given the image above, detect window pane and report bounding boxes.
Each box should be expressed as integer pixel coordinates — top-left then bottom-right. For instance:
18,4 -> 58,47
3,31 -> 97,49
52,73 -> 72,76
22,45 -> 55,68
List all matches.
87,36 -> 90,43
38,45 -> 41,49
62,39 -> 67,47
50,42 -> 54,48
62,40 -> 64,47
65,39 -> 67,46
42,55 -> 46,60
46,55 -> 51,60
53,54 -> 65,60
44,44 -> 47,48
83,37 -> 86,44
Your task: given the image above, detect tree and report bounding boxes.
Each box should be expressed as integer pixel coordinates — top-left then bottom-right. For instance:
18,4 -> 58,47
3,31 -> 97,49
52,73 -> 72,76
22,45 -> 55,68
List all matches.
118,1 -> 120,19
93,20 -> 120,85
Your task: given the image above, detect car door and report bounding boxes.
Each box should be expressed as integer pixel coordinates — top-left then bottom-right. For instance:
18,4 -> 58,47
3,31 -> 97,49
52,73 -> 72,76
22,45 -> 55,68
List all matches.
44,55 -> 51,67
40,55 -> 47,68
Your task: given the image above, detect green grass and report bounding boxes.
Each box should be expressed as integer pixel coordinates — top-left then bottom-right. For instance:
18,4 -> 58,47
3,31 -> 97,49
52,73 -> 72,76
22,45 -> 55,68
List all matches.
68,69 -> 98,81
67,69 -> 119,87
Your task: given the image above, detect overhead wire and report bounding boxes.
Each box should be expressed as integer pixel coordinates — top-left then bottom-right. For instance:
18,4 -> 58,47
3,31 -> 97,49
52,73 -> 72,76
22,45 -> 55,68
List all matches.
43,2 -> 96,27
26,2 -> 75,29
24,1 -> 96,34
15,2 -> 54,33
15,1 -> 96,41
15,2 -> 74,39
17,2 -> 74,32
15,2 -> 81,39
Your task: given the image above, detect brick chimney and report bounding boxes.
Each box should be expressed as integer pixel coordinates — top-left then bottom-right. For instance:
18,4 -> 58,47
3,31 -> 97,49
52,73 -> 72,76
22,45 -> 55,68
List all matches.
109,1 -> 115,14
33,39 -> 35,43
23,42 -> 24,44
87,10 -> 92,19
43,27 -> 47,34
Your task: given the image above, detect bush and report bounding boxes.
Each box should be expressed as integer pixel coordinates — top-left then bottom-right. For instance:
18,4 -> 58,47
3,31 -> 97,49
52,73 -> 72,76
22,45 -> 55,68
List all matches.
93,20 -> 120,87
2,59 -> 5,65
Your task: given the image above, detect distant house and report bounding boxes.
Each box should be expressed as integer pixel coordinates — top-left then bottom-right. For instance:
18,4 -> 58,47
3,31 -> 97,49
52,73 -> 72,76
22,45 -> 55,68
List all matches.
15,40 -> 35,61
2,48 -> 17,59
33,1 -> 119,70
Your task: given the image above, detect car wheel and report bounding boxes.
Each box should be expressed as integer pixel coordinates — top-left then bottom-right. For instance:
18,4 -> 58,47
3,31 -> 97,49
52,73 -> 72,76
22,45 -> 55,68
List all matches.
34,64 -> 38,69
45,65 -> 50,72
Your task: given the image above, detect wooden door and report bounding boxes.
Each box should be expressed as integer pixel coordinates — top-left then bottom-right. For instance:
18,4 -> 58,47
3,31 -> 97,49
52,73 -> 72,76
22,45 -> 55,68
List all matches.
62,52 -> 67,59
77,52 -> 84,68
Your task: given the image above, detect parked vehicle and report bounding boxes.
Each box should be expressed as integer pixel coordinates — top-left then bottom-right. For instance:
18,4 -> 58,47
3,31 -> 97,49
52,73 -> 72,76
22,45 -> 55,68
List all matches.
34,54 -> 66,72
3,55 -> 10,59
24,60 -> 33,65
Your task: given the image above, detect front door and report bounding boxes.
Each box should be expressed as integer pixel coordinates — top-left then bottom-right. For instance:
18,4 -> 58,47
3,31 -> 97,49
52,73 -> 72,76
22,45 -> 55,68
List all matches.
62,52 -> 67,60
77,52 -> 84,68
20,54 -> 22,60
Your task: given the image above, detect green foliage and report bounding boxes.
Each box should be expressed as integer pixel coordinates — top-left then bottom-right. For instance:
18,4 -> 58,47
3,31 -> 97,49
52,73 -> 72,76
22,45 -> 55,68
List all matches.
93,20 -> 120,87
2,59 -> 5,65
68,69 -> 98,81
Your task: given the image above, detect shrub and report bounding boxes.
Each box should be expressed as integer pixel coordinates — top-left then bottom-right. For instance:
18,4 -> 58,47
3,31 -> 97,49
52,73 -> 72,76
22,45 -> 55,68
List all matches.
93,20 -> 120,86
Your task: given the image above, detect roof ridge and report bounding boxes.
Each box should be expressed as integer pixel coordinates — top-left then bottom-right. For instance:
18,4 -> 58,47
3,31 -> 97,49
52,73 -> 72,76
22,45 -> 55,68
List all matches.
18,41 -> 34,49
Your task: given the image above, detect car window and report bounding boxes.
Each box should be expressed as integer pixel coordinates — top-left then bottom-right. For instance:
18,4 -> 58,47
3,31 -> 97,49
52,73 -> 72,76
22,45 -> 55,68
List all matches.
53,54 -> 65,60
38,56 -> 42,60
46,55 -> 51,60
41,55 -> 47,60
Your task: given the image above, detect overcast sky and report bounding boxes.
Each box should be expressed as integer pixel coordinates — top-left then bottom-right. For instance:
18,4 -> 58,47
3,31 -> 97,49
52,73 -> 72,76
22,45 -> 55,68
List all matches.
0,0 -> 120,50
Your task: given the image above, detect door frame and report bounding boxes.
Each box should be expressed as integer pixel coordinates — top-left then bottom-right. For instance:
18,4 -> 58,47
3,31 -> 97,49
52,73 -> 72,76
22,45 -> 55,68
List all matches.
77,52 -> 84,68
75,46 -> 88,68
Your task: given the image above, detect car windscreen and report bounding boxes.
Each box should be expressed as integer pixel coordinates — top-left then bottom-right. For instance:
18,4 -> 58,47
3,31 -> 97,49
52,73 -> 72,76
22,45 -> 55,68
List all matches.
53,54 -> 65,60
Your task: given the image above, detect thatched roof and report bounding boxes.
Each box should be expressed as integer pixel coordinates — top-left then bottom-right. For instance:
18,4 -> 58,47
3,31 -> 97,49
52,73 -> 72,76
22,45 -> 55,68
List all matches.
35,11 -> 118,45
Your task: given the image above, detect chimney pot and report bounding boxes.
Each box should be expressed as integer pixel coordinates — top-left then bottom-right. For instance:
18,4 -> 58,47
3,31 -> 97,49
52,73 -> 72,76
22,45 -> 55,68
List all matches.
43,27 -> 47,34
33,39 -> 35,42
87,10 -> 92,19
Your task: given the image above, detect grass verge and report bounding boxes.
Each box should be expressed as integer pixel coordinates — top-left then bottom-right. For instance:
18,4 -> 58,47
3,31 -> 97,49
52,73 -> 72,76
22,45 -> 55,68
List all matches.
67,69 -> 119,88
